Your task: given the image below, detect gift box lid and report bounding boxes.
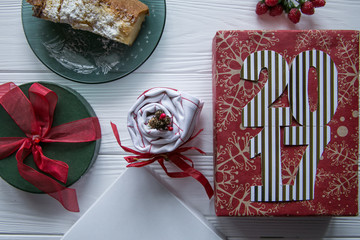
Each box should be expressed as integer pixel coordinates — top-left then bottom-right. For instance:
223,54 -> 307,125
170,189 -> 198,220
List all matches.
0,82 -> 101,193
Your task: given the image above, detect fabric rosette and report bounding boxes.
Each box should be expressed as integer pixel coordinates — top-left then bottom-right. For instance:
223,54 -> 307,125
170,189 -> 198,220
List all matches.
111,87 -> 213,199
128,87 -> 203,154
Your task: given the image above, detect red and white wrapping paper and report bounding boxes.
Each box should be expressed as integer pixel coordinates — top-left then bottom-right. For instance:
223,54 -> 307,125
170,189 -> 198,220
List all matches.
213,30 -> 359,216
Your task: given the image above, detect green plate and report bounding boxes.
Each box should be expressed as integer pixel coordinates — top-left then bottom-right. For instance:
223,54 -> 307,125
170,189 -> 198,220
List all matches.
0,82 -> 101,193
21,0 -> 166,83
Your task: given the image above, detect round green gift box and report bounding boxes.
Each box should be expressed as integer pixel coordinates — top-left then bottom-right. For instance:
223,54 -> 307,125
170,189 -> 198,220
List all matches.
0,82 -> 101,193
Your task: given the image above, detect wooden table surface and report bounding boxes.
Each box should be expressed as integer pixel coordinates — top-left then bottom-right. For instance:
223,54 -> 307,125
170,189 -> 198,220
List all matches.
0,0 -> 359,239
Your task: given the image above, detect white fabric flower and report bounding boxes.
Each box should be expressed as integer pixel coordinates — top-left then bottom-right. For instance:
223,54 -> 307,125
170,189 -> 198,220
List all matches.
127,88 -> 203,154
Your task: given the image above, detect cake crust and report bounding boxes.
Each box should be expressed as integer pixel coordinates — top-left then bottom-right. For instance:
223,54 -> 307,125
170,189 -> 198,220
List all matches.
26,0 -> 46,17
26,0 -> 149,45
99,0 -> 148,21
27,0 -> 149,19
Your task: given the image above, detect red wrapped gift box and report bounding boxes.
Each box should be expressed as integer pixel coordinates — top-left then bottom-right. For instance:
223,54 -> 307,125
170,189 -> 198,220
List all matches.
212,30 -> 359,216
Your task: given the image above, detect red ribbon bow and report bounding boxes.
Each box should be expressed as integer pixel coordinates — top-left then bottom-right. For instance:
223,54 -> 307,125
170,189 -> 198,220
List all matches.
111,122 -> 214,199
0,82 -> 101,212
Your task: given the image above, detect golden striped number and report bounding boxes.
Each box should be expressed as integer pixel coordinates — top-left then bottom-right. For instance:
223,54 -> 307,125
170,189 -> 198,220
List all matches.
241,50 -> 338,202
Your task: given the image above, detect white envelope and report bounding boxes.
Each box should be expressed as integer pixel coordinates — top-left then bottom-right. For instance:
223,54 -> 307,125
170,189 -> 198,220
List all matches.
62,167 -> 223,240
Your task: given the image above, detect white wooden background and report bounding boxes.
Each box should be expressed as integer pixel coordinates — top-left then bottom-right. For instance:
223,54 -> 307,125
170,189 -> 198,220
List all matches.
0,0 -> 359,239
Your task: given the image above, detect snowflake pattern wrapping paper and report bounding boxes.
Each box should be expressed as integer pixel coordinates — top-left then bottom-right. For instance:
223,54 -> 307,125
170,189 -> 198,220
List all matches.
212,30 -> 359,216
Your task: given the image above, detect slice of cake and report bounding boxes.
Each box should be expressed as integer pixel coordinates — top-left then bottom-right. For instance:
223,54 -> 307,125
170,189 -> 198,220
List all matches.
27,0 -> 149,46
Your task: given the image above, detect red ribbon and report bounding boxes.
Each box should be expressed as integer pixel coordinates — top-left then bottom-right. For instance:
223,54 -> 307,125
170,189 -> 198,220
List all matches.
0,82 -> 101,212
111,122 -> 214,199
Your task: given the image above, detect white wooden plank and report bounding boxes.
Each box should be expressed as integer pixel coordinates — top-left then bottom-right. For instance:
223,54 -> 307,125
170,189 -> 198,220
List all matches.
0,1 -> 48,72
0,235 -> 60,240
206,216 -> 360,238
0,154 -> 127,235
0,71 -> 216,234
0,154 -> 214,235
0,0 -> 360,239
1,1 -> 360,72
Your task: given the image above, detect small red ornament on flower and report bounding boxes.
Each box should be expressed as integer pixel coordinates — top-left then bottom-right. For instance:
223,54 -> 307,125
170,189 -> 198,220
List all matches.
148,110 -> 173,131
255,0 -> 326,24
159,112 -> 167,120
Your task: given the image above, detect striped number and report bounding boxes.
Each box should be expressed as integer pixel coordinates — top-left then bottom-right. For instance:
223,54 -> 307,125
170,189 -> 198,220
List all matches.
241,50 -> 291,202
241,50 -> 338,202
283,50 -> 337,201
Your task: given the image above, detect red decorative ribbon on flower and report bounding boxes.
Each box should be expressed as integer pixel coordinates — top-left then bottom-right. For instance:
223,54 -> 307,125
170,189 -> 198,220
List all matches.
0,82 -> 101,212
111,122 -> 214,199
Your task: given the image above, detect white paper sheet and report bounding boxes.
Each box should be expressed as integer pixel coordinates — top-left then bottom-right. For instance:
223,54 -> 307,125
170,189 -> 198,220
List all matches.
62,168 -> 223,240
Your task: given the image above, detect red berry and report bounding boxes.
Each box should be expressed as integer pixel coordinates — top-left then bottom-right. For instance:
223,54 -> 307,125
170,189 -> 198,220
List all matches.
265,0 -> 279,7
269,4 -> 283,16
159,113 -> 166,120
256,1 -> 269,15
301,1 -> 315,15
311,0 -> 326,7
167,126 -> 173,131
288,8 -> 301,24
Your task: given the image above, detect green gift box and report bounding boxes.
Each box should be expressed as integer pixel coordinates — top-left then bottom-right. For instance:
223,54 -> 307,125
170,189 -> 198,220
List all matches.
0,82 -> 101,196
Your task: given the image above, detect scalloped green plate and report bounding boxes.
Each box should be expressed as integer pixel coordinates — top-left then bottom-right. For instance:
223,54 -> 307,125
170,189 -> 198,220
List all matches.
21,0 -> 166,83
